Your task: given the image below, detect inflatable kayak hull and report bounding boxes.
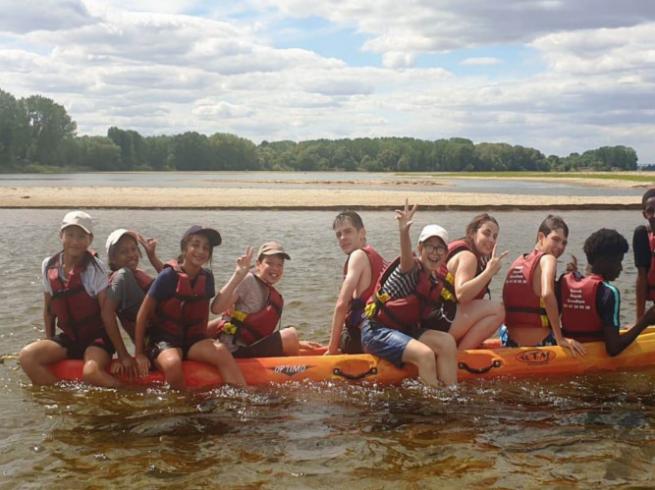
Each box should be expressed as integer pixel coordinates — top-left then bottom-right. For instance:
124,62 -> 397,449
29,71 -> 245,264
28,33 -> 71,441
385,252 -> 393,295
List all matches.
47,331 -> 655,389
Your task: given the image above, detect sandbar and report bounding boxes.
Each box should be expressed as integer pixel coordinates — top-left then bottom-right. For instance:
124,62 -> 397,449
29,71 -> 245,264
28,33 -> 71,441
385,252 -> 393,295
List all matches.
0,185 -> 641,210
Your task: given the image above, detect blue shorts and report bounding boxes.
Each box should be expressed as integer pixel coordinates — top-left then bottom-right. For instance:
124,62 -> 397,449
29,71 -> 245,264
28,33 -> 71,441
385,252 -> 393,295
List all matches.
499,325 -> 556,347
360,319 -> 426,368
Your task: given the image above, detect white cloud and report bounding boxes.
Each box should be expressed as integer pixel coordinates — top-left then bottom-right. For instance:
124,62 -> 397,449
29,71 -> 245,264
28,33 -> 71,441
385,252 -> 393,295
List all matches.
460,57 -> 502,66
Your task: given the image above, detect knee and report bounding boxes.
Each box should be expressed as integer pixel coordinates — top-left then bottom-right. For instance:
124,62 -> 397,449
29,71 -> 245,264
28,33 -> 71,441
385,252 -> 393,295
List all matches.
158,357 -> 182,376
18,344 -> 35,369
82,360 -> 101,383
441,334 -> 457,354
281,327 -> 300,349
213,342 -> 232,361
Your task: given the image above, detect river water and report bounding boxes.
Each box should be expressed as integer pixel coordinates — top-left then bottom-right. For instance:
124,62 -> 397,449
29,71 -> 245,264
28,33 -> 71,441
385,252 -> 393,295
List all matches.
2,208 -> 655,488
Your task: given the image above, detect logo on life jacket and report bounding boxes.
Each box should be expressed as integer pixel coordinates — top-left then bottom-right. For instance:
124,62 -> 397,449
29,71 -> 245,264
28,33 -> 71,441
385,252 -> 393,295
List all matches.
515,349 -> 554,365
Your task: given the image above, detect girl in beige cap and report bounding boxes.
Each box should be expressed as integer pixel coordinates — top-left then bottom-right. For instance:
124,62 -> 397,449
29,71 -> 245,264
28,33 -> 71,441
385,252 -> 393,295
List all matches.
19,210 -> 124,387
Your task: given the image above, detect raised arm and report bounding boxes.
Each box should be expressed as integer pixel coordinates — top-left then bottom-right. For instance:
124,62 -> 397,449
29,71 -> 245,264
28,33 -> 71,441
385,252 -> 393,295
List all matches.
396,200 -> 417,273
138,234 -> 164,273
211,247 -> 254,314
452,244 -> 508,303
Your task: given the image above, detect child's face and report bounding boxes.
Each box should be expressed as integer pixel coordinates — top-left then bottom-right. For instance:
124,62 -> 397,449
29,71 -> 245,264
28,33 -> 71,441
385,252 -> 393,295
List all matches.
60,226 -> 92,258
470,221 -> 498,257
183,234 -> 211,268
256,255 -> 285,285
418,237 -> 448,273
538,228 -> 568,258
112,236 -> 140,271
334,219 -> 366,255
643,196 -> 655,230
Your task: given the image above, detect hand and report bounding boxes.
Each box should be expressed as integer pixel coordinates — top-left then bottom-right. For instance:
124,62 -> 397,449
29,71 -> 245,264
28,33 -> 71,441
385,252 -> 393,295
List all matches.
136,353 -> 150,377
235,246 -> 254,277
565,254 -> 578,273
484,244 -> 509,276
559,337 -> 586,357
395,199 -> 417,232
111,353 -> 139,378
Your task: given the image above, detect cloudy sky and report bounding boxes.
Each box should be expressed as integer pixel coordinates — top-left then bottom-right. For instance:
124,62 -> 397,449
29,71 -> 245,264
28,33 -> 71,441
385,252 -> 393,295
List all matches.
2,0 -> 655,162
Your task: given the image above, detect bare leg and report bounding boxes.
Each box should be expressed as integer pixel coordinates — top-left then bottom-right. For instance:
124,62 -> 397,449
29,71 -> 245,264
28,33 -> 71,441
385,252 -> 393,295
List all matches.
154,348 -> 185,390
280,327 -> 300,356
82,346 -> 121,388
191,339 -> 246,387
19,339 -> 68,386
449,300 -> 504,350
417,330 -> 458,385
401,338 -> 442,387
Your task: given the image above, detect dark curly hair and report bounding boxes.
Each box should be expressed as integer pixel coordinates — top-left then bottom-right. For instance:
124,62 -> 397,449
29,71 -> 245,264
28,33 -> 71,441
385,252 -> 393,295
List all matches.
583,228 -> 629,264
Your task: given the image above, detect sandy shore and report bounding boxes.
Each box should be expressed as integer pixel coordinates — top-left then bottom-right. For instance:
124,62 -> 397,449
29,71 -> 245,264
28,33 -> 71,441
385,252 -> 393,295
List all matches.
0,185 -> 641,209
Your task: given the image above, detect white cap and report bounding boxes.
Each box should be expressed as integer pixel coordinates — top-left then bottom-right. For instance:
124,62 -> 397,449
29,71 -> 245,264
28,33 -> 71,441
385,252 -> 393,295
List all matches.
105,228 -> 138,255
61,210 -> 93,235
417,224 -> 449,246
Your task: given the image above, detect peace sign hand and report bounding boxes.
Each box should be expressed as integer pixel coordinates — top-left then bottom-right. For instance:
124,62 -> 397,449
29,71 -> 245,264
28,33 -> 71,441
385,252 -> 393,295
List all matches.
235,246 -> 254,277
484,243 -> 509,276
395,199 -> 417,232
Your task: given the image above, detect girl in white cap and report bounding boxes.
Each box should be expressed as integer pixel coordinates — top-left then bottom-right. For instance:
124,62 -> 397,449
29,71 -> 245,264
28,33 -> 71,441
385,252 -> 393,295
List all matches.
19,210 -> 123,387
361,201 -> 458,387
103,228 -> 164,378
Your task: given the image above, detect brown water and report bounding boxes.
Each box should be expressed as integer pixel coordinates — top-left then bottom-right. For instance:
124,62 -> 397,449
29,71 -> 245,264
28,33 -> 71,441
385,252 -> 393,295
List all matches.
2,208 -> 655,488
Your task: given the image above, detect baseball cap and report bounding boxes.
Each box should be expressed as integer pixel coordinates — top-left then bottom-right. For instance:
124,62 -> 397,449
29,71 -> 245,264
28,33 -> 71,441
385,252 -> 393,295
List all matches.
61,210 -> 94,235
105,228 -> 138,255
417,224 -> 449,246
181,225 -> 221,248
257,240 -> 291,260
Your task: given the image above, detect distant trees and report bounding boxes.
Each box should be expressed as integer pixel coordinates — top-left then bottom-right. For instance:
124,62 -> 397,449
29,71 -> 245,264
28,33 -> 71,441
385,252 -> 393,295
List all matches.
0,87 -> 641,172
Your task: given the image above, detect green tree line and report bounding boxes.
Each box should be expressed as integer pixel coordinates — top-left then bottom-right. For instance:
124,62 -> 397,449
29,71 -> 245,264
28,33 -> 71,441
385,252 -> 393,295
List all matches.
0,88 -> 639,172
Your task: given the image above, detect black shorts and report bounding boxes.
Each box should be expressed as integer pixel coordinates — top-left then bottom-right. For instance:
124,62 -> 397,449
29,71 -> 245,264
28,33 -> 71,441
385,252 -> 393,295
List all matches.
233,331 -> 284,358
340,325 -> 363,354
51,332 -> 115,360
147,333 -> 207,363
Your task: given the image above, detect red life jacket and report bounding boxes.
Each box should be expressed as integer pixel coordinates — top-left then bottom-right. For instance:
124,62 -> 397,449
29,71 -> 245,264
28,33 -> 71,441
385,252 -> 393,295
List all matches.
219,274 -> 284,345
47,251 -> 105,344
110,268 -> 153,340
366,257 -> 451,331
560,272 -> 605,342
647,232 -> 655,300
446,239 -> 489,300
155,262 -> 210,342
502,249 -> 549,329
344,244 -> 386,330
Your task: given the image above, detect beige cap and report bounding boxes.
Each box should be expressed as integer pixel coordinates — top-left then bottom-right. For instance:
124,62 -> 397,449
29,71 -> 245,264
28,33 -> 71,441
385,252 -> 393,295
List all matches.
105,228 -> 138,255
257,241 -> 291,260
417,224 -> 449,246
61,210 -> 94,235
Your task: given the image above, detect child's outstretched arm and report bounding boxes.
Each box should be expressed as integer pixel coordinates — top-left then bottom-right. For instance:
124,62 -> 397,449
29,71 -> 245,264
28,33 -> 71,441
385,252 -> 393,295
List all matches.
396,199 -> 417,273
211,247 -> 254,314
99,291 -> 138,378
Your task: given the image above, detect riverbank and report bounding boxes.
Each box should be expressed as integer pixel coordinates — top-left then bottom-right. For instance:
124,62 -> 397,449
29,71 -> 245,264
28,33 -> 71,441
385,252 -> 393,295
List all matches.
1,185 -> 641,209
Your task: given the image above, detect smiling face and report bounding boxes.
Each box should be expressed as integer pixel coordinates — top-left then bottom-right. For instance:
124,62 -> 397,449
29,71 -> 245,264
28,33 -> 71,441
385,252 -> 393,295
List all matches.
334,218 -> 366,255
418,236 -> 448,273
256,254 -> 285,285
182,233 -> 211,268
538,228 -> 568,258
470,220 -> 499,257
110,235 -> 140,271
60,226 -> 92,260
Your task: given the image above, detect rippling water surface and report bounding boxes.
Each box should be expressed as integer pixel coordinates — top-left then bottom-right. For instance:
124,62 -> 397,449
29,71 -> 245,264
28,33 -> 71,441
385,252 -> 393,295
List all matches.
2,208 -> 655,488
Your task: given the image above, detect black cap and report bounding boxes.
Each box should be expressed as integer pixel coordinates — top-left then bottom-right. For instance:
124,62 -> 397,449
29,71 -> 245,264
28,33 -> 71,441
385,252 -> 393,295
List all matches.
181,225 -> 222,248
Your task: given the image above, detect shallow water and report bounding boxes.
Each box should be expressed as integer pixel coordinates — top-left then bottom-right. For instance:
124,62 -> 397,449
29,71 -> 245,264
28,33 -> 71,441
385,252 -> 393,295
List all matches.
2,208 -> 655,488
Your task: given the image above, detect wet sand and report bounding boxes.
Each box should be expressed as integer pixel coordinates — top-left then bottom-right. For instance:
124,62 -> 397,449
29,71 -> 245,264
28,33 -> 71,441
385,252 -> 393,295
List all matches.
1,185 -> 640,209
